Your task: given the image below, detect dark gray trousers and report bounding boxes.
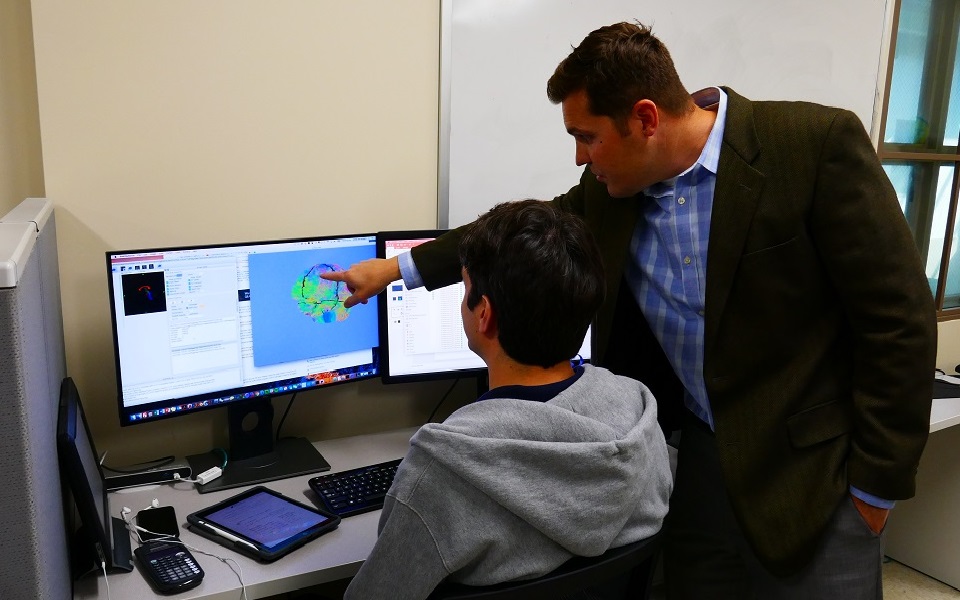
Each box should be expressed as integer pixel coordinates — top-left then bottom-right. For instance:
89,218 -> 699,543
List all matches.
663,413 -> 884,599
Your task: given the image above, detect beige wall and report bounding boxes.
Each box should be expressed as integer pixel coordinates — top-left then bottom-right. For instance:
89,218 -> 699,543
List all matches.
29,1 -> 471,464
938,320 -> 960,374
0,0 -> 44,213
22,1 -> 960,465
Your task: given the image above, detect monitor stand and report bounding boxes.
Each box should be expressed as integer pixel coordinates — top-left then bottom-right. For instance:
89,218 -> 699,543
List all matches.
69,519 -> 133,578
186,397 -> 331,494
109,516 -> 134,572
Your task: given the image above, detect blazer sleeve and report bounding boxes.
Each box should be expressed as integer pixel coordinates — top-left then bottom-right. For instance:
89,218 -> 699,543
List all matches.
812,110 -> 936,499
409,225 -> 466,291
409,187 -> 587,291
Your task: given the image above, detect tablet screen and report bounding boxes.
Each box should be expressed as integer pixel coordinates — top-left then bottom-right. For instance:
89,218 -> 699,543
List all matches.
203,489 -> 332,548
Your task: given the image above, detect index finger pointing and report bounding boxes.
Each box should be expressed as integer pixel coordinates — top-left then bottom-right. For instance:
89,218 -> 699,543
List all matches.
320,270 -> 347,282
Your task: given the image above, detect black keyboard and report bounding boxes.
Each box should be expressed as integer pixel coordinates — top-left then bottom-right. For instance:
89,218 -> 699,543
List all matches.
308,458 -> 403,517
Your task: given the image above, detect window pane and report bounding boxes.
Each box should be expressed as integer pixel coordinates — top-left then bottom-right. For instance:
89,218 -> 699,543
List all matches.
944,14 -> 960,146
884,163 -> 914,216
943,172 -> 960,309
885,0 -> 934,144
883,162 -> 954,299
923,165 -> 956,299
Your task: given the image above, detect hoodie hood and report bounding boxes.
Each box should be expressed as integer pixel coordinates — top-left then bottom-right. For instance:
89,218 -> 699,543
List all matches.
409,365 -> 671,555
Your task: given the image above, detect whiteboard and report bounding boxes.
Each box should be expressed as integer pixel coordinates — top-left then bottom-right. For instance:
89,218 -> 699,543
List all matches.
439,0 -> 890,228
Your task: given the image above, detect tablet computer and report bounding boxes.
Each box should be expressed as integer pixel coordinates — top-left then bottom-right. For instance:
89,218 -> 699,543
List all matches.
186,486 -> 340,562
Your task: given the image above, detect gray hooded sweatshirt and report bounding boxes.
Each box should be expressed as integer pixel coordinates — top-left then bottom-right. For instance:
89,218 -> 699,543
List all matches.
344,365 -> 672,600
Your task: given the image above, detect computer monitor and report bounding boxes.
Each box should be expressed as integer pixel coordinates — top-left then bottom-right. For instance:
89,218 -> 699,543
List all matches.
377,230 -> 591,385
57,377 -> 133,577
106,233 -> 379,492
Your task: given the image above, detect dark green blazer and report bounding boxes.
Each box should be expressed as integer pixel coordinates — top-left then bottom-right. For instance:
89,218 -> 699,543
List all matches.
412,88 -> 937,575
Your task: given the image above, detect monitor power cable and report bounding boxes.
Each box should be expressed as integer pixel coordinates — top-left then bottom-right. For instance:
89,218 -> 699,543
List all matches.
275,392 -> 299,442
98,452 -> 176,472
428,378 -> 461,423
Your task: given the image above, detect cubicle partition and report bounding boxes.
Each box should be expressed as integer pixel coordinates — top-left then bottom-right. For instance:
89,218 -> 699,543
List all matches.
0,199 -> 71,599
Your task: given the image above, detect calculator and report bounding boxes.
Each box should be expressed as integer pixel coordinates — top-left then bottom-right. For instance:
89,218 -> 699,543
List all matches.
134,540 -> 204,593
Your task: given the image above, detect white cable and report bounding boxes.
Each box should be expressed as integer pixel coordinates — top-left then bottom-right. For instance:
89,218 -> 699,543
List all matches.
184,544 -> 248,600
121,500 -> 166,546
120,508 -> 179,545
173,467 -> 222,485
119,508 -> 247,599
100,560 -> 111,600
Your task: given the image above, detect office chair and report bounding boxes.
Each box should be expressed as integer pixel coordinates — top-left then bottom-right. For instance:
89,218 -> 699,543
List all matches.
427,530 -> 663,600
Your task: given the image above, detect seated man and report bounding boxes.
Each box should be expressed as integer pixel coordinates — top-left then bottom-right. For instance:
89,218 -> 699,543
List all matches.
344,200 -> 672,600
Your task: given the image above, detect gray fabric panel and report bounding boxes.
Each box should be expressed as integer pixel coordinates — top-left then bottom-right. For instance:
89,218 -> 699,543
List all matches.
0,219 -> 71,599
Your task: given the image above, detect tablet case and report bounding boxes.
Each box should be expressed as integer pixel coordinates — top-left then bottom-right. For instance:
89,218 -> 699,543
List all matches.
186,486 -> 340,562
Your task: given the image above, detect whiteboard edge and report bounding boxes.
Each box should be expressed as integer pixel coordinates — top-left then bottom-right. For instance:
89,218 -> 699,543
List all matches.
871,0 -> 897,146
438,0 -> 453,229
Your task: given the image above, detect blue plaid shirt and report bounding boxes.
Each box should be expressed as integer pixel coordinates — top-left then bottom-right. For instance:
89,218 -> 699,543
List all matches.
625,88 -> 726,430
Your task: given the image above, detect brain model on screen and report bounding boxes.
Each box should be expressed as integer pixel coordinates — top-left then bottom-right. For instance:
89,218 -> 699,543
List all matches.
293,263 -> 350,323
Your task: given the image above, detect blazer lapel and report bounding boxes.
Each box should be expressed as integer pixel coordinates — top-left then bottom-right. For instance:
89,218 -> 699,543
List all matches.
593,190 -> 642,364
705,89 -> 764,351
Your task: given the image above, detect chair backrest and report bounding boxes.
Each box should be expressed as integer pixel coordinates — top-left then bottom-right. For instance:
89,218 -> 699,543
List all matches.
427,530 -> 663,600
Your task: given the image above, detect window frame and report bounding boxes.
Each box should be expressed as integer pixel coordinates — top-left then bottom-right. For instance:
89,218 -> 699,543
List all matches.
876,0 -> 960,321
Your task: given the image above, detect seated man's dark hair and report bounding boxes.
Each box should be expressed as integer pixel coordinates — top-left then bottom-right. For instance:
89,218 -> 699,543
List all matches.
458,200 -> 605,368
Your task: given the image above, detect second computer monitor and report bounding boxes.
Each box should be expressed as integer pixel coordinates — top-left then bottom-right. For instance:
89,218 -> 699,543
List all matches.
377,230 -> 591,384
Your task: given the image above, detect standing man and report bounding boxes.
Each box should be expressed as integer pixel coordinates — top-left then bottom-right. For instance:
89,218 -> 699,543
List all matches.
326,22 -> 937,598
344,200 -> 671,600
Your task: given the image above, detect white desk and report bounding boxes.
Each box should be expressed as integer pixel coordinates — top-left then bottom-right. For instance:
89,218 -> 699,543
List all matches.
74,394 -> 960,597
929,395 -> 960,432
74,427 -> 418,600
884,394 -> 960,590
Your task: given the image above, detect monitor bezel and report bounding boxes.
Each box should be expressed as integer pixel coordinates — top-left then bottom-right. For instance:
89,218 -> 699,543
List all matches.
376,229 -> 488,385
56,376 -> 132,575
106,232 -> 380,427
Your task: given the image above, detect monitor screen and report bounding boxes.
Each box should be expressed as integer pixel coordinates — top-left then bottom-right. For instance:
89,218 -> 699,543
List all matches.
107,233 -> 380,492
377,230 -> 591,384
106,233 -> 380,426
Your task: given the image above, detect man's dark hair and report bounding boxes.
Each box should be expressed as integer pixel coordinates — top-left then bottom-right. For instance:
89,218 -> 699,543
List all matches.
458,200 -> 604,368
547,22 -> 692,127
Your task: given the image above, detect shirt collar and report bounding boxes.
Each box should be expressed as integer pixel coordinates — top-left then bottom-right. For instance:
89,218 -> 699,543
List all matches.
643,87 -> 727,197
478,365 -> 585,403
695,87 -> 727,175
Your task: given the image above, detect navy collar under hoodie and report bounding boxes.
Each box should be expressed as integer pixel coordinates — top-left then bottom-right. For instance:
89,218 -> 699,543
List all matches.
477,364 -> 585,403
